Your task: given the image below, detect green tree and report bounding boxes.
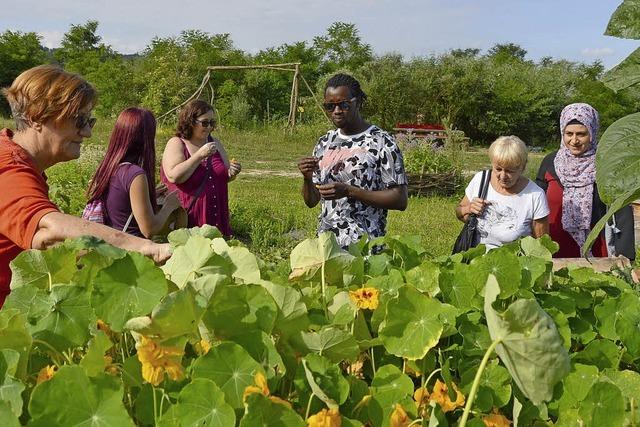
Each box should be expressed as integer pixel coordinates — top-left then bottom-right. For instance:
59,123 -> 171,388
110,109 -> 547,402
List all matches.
0,30 -> 47,115
487,43 -> 528,64
313,22 -> 373,72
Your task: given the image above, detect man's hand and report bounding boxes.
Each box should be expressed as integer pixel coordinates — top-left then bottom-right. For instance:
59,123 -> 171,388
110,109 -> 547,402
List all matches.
317,182 -> 351,200
298,157 -> 319,180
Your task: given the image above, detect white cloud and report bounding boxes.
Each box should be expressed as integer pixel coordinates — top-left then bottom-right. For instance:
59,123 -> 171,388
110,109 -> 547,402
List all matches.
581,47 -> 615,56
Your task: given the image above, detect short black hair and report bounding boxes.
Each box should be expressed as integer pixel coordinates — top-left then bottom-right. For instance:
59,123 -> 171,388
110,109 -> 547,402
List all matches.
325,73 -> 367,104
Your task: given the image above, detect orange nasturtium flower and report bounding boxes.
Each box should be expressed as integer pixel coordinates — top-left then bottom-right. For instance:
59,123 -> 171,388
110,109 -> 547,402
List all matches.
136,336 -> 184,386
307,407 -> 341,427
430,379 -> 465,413
349,287 -> 379,310
36,365 -> 57,384
390,403 -> 410,427
483,408 -> 512,427
243,372 -> 291,407
194,338 -> 211,355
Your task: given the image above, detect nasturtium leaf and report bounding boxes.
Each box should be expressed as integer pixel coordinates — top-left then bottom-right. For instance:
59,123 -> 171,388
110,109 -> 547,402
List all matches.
192,342 -> 263,409
229,330 -> 286,377
605,0 -> 640,39
0,401 -> 19,427
519,235 -> 558,260
376,234 -> 425,270
0,349 -> 24,418
300,354 -> 350,409
240,393 -> 304,427
80,331 -> 113,377
438,262 -> 479,312
67,236 -> 127,284
26,285 -> 94,352
484,275 -> 570,405
546,309 -> 571,350
612,292 -> 640,358
368,365 -> 414,427
519,256 -> 551,290
162,235 -> 234,287
602,369 -> 640,401
367,253 -> 392,276
556,363 -> 600,411
28,366 -> 135,427
125,285 -> 205,339
0,309 -> 31,379
158,378 -> 235,427
168,224 -> 222,247
459,320 -> 492,357
329,291 -> 357,326
289,232 -> 356,285
203,284 -> 278,338
470,247 -> 521,298
9,245 -> 78,290
378,285 -> 455,360
572,339 -> 620,370
577,381 -> 625,427
568,317 -> 596,345
256,280 -> 309,337
300,325 -> 359,362
365,268 -> 405,297
187,274 -> 231,303
210,238 -> 261,283
538,293 -> 576,317
91,252 -> 167,332
405,260 -> 440,296
461,360 -> 512,412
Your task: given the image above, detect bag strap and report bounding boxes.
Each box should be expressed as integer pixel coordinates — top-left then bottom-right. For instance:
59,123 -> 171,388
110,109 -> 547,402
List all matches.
479,169 -> 492,200
122,213 -> 134,233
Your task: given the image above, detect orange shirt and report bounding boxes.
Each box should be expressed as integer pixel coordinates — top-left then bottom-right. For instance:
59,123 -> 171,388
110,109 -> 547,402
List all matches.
0,129 -> 58,306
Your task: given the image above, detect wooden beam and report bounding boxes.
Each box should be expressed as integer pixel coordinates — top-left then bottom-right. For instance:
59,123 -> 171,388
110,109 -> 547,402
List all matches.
207,63 -> 301,71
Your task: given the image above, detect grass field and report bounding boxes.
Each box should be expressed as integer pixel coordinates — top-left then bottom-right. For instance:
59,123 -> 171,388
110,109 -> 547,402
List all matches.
0,117 -> 548,261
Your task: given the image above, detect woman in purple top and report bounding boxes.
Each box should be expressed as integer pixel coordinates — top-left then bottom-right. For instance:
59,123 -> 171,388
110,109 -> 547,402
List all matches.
86,108 -> 181,238
161,100 -> 241,237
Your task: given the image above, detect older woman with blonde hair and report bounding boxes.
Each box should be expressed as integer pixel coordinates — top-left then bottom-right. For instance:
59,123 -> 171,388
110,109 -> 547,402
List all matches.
456,135 -> 549,250
0,64 -> 170,306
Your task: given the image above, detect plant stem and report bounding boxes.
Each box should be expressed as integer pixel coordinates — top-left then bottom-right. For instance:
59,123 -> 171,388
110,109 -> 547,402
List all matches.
33,339 -> 64,366
321,261 -> 328,319
305,393 -> 315,420
459,338 -> 501,427
152,386 -> 158,425
370,347 -> 376,374
47,272 -> 52,292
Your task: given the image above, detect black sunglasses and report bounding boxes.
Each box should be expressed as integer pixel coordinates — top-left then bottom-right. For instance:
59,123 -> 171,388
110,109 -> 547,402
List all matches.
322,97 -> 356,112
75,114 -> 97,130
194,119 -> 216,128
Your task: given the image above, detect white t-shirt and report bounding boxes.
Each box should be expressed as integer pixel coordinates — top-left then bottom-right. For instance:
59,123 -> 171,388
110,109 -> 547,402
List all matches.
465,171 -> 550,250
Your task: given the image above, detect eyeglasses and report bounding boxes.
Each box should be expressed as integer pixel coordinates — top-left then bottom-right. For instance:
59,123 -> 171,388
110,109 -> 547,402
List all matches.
75,114 -> 97,130
194,119 -> 216,128
322,97 -> 356,112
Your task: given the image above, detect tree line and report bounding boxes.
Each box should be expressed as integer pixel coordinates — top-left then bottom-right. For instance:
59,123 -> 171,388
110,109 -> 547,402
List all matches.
1,20 -> 637,145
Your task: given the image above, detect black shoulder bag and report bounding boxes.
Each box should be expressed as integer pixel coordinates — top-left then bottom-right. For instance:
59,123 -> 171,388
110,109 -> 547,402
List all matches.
452,169 -> 491,254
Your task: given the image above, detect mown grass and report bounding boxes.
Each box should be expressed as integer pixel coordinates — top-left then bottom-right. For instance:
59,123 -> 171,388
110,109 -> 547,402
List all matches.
0,117 -> 544,261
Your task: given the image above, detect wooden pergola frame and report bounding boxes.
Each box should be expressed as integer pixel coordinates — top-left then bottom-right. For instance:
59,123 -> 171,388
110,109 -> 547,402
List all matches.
158,62 -> 327,128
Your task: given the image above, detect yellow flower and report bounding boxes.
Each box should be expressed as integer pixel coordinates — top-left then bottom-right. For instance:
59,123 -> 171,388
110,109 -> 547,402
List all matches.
269,395 -> 292,408
349,287 -> 379,310
195,339 -> 211,355
430,379 -> 465,413
307,407 -> 341,427
390,404 -> 410,427
36,365 -> 57,384
243,372 -> 270,402
483,408 -> 512,427
414,386 -> 430,406
136,336 -> 184,386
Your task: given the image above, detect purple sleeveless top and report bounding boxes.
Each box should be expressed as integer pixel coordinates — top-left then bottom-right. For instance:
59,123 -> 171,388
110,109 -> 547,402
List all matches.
161,139 -> 231,236
105,163 -> 145,237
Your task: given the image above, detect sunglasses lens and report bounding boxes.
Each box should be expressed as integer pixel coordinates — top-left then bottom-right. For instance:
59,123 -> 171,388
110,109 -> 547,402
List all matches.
323,101 -> 351,112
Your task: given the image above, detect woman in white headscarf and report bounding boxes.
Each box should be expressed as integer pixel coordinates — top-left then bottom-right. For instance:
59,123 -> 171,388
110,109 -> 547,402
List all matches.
535,103 -> 635,258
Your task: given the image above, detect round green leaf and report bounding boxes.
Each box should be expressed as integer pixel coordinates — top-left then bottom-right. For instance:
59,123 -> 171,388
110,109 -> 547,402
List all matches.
10,245 -> 78,290
379,285 -> 455,360
484,275 -> 570,405
578,381 -> 625,427
28,366 -> 134,426
239,393 -> 304,427
471,247 -> 522,298
0,401 -> 19,427
300,325 -> 359,362
289,232 -> 356,285
301,353 -> 350,408
439,262 -> 479,312
192,342 -> 263,409
229,330 -> 285,377
91,252 -> 168,332
162,235 -> 233,287
159,378 -> 235,427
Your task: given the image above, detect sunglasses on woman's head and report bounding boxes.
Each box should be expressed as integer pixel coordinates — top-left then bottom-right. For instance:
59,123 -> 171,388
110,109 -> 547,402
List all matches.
75,113 -> 97,130
194,119 -> 215,128
322,97 -> 356,112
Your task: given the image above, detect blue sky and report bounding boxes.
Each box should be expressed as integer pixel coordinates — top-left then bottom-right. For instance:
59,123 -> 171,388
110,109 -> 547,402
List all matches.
0,0 -> 636,69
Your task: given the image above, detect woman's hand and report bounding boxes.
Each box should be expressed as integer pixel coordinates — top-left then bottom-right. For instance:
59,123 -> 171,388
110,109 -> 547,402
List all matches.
229,159 -> 242,179
468,197 -> 490,215
195,141 -> 217,161
298,157 -> 319,180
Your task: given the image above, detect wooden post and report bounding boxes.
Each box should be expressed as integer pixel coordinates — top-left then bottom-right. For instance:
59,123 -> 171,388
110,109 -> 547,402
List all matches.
288,64 -> 299,128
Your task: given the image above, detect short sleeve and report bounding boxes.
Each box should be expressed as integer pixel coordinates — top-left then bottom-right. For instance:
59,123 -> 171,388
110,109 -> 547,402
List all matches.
378,134 -> 408,187
119,164 -> 146,192
532,187 -> 550,220
0,162 -> 58,249
464,172 -> 482,200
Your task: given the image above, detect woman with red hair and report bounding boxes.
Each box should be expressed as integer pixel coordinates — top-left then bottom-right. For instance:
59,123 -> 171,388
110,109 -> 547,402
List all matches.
86,107 -> 182,238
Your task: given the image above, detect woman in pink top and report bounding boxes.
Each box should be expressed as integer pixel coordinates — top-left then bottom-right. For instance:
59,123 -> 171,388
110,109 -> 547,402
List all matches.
161,100 -> 241,236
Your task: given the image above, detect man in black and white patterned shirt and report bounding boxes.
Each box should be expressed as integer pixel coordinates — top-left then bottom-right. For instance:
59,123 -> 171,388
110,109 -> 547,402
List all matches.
298,74 -> 408,248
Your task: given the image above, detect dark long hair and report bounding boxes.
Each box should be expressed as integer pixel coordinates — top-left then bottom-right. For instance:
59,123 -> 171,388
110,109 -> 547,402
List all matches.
87,107 -> 157,210
176,99 -> 214,139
